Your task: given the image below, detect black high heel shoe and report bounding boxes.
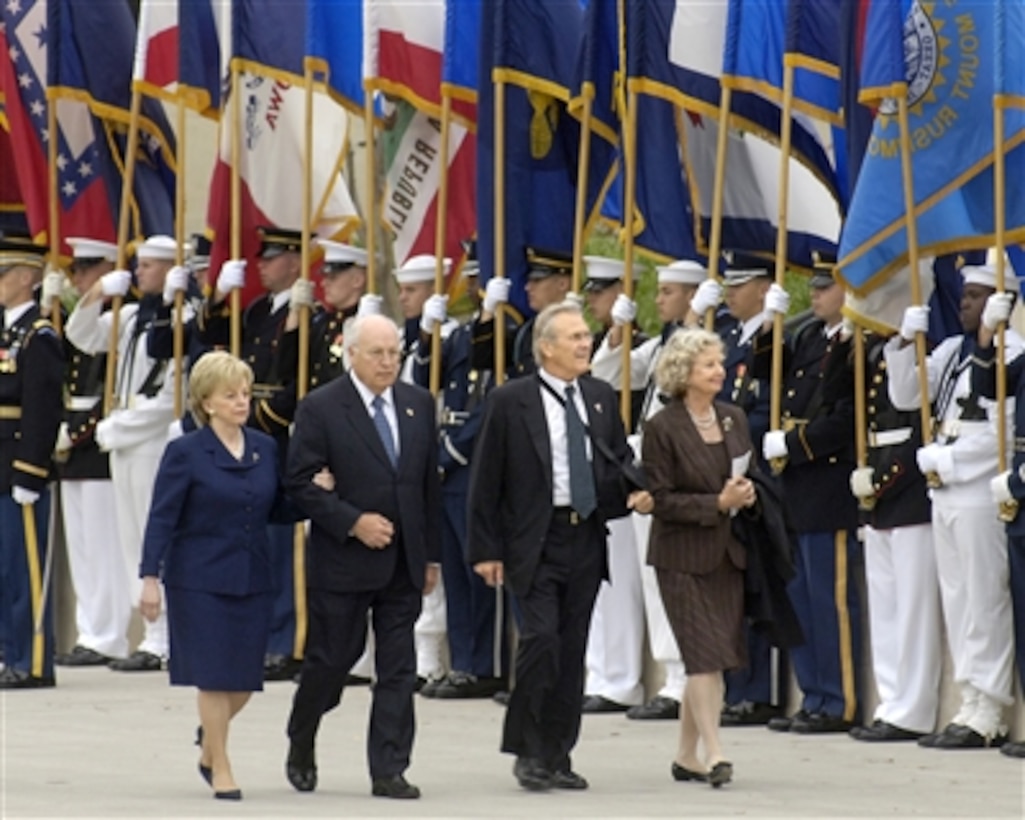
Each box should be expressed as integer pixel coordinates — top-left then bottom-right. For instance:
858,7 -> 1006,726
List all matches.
708,760 -> 733,788
198,763 -> 213,786
671,762 -> 708,782
214,789 -> 242,801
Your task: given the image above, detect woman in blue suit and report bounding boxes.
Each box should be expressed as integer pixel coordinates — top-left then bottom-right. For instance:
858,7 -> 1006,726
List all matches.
139,351 -> 319,800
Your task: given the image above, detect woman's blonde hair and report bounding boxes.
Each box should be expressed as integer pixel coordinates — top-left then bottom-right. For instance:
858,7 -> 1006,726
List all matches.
188,351 -> 254,427
655,328 -> 723,397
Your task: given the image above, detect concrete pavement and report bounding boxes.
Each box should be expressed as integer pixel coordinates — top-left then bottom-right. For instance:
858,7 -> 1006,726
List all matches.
1,667 -> 1023,818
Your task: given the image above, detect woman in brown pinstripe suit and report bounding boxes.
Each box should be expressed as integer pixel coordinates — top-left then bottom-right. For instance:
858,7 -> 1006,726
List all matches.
642,328 -> 756,789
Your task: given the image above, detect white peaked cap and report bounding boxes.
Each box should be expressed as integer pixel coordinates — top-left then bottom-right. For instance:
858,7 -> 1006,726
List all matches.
394,254 -> 450,284
136,234 -> 178,261
961,264 -> 998,290
657,259 -> 707,285
317,239 -> 368,268
67,237 -> 118,262
583,255 -> 641,282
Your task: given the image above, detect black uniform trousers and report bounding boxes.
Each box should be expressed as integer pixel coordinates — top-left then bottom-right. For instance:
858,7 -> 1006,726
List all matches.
287,545 -> 422,780
501,512 -> 603,771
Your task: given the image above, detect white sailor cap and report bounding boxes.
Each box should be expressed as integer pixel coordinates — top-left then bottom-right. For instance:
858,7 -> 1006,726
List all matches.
136,235 -> 178,261
317,239 -> 368,271
961,264 -> 998,290
656,259 -> 707,286
394,254 -> 450,284
66,237 -> 118,263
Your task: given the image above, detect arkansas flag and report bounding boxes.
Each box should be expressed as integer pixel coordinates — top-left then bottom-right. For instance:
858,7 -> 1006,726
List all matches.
206,71 -> 359,303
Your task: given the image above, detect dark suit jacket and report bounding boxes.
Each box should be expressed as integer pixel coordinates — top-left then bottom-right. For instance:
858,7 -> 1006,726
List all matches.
286,374 -> 441,593
643,400 -> 750,575
467,373 -> 633,597
139,426 -> 297,595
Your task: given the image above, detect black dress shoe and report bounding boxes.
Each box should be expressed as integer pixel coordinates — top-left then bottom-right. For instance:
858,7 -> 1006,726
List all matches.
55,645 -> 109,667
625,695 -> 679,720
767,709 -> 811,732
849,719 -> 924,742
708,761 -> 733,789
0,668 -> 56,689
431,672 -> 506,700
1000,740 -> 1025,758
345,673 -> 372,687
921,723 -> 1008,749
513,757 -> 553,791
671,762 -> 708,782
109,650 -> 163,672
721,700 -> 783,727
286,745 -> 317,792
214,789 -> 242,800
791,712 -> 854,734
582,694 -> 630,714
371,774 -> 421,799
263,655 -> 301,682
550,769 -> 589,790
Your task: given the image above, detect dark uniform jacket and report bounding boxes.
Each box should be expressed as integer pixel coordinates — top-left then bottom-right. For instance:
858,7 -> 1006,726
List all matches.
718,315 -> 770,458
752,319 -> 858,533
0,306 -> 64,493
57,330 -> 110,481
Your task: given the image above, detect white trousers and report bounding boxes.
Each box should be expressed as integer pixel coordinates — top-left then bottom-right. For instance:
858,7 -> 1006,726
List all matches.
415,575 -> 447,678
584,516 -> 645,705
863,523 -> 943,733
110,443 -> 168,657
932,501 -> 1014,705
631,511 -> 686,698
61,479 -> 132,659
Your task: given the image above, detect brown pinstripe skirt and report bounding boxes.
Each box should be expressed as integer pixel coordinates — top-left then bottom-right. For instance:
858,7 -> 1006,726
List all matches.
656,559 -> 747,675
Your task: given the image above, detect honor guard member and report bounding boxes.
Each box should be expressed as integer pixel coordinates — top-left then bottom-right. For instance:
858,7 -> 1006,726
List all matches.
66,235 -> 185,671
889,264 -> 1019,748
392,254 -> 457,683
513,248 -> 573,376
0,238 -> 63,689
587,259 -> 708,720
974,286 -> 1025,758
149,233 -> 215,379
848,326 -> 942,742
756,266 -> 862,734
714,257 -> 788,727
411,243 -> 508,698
48,239 -> 131,666
197,226 -> 311,681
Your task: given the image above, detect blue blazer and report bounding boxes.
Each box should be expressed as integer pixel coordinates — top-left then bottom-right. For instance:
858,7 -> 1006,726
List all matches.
139,425 -> 298,596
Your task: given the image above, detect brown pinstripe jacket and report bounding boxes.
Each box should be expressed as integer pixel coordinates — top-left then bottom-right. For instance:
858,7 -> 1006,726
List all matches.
642,399 -> 751,575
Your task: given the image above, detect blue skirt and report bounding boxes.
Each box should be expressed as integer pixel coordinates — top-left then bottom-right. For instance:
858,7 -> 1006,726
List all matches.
166,587 -> 273,691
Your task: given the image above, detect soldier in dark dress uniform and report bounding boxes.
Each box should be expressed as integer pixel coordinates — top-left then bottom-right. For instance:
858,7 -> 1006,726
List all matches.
848,329 -> 941,741
0,238 -> 64,689
50,238 -> 131,666
756,267 -> 862,733
196,226 -> 308,681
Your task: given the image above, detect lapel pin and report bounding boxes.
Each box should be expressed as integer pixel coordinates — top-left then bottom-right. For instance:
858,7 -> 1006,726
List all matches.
594,402 -> 603,414
722,416 -> 733,432
405,407 -> 414,417
253,451 -> 260,462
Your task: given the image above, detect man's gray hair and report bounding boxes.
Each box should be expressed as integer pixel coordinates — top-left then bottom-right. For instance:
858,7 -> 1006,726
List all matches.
346,313 -> 402,353
532,299 -> 585,365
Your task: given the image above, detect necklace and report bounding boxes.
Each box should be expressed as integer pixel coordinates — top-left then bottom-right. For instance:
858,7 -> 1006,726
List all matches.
686,404 -> 717,430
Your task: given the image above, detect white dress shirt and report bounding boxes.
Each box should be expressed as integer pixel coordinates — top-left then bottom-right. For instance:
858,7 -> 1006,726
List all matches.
350,371 -> 400,460
538,368 -> 592,507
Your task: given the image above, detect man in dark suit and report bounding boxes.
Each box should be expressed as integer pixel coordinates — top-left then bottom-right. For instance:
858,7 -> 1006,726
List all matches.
468,301 -> 650,791
284,314 -> 441,800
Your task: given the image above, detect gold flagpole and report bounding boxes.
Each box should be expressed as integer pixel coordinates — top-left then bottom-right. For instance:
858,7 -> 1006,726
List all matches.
430,94 -> 453,397
853,324 -> 872,509
994,95 -> 1016,521
363,90 -> 377,296
619,84 -> 638,428
229,62 -> 243,357
173,97 -> 187,418
106,88 -> 144,416
494,78 -> 507,386
46,99 -> 62,335
705,85 -> 732,330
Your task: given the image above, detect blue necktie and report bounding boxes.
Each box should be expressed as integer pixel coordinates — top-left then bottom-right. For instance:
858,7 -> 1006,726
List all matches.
371,395 -> 397,468
564,385 -> 597,519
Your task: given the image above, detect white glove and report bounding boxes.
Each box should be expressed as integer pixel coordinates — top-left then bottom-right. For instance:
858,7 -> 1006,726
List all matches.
357,293 -> 383,317
162,265 -> 190,306
483,277 -> 511,313
100,269 -> 132,298
982,292 -> 1014,331
41,270 -> 67,306
915,444 -> 939,476
691,279 -> 723,316
12,486 -> 39,506
899,305 -> 930,341
764,282 -> 791,318
54,422 -> 73,453
420,294 -> 449,334
610,294 -> 637,326
762,430 -> 788,461
290,279 -> 316,311
564,291 -> 584,308
849,466 -> 875,499
215,259 -> 246,296
166,418 -> 184,442
991,470 -> 1014,505
95,418 -> 112,452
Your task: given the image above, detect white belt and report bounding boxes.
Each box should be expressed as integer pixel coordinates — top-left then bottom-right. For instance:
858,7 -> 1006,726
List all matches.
867,427 -> 912,448
938,419 -> 989,439
66,395 -> 101,412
